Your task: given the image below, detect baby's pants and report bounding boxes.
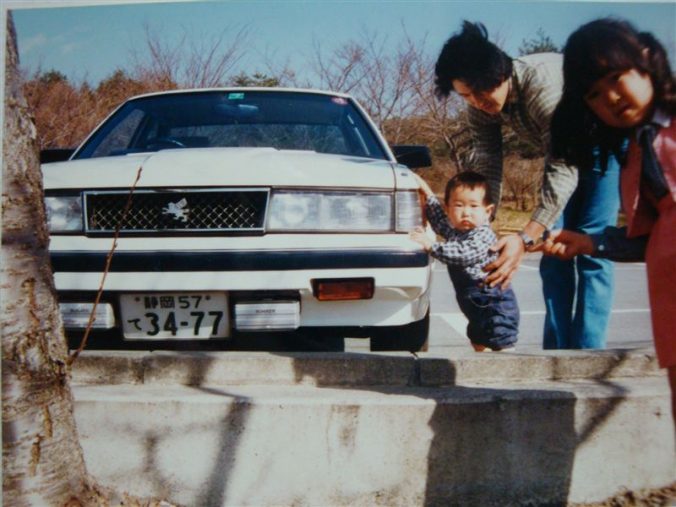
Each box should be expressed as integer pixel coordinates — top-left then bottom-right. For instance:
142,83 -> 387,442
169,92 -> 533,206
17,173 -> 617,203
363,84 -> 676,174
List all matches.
450,270 -> 519,350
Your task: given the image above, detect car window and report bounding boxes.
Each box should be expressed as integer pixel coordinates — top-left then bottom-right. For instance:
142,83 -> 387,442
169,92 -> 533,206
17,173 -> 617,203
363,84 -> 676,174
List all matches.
166,124 -> 349,154
75,91 -> 389,161
89,109 -> 145,158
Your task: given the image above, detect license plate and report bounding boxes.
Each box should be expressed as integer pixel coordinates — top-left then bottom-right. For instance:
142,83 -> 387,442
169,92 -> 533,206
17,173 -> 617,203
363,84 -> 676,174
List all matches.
120,292 -> 228,340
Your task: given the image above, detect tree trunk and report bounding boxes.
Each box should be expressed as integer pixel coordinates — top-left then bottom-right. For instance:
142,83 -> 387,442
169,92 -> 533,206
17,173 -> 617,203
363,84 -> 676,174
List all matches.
2,15 -> 177,507
2,13 -> 93,506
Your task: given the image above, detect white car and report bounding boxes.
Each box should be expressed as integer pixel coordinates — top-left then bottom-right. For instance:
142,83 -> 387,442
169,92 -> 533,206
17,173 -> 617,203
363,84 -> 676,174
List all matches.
42,88 -> 433,351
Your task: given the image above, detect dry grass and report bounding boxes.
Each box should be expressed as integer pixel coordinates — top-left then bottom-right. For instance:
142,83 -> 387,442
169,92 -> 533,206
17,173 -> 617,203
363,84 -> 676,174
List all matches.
494,206 -> 532,235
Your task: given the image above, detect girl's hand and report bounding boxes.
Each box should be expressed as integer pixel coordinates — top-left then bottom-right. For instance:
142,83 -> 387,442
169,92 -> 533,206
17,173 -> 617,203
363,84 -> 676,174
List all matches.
411,172 -> 435,199
409,227 -> 434,251
541,229 -> 595,260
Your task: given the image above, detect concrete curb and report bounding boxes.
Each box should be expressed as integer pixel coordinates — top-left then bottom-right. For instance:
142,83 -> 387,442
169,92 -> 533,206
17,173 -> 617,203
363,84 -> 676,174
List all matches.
72,374 -> 674,506
71,347 -> 661,387
70,347 -> 674,506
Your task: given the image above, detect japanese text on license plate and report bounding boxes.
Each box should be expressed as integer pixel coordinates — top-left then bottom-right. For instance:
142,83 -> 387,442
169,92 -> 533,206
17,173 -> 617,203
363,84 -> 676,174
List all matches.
120,292 -> 228,339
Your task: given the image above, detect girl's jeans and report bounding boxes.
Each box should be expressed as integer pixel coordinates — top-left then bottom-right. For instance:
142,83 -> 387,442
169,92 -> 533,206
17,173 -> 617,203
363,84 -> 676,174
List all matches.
540,156 -> 621,349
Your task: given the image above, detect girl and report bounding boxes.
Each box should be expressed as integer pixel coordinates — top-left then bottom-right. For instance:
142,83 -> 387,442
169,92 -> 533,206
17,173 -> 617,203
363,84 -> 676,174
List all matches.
544,18 -> 676,419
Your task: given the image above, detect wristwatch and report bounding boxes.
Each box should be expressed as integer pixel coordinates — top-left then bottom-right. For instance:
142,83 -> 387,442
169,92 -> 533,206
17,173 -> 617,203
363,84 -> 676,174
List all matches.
517,231 -> 535,249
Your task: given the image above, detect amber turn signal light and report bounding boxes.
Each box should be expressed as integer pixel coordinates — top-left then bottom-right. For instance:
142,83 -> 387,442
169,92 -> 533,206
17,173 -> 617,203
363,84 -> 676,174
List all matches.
311,278 -> 375,301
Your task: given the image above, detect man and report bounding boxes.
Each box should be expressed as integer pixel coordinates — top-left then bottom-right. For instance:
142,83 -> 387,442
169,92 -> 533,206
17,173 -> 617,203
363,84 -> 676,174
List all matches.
433,21 -> 619,349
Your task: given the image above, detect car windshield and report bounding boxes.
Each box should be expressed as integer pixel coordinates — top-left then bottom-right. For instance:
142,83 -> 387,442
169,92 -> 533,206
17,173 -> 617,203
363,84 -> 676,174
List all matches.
75,90 -> 389,161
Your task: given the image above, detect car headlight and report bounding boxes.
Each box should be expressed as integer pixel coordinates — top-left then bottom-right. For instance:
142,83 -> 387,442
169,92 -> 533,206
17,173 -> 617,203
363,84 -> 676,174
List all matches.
45,196 -> 83,232
395,190 -> 423,232
268,191 -> 392,231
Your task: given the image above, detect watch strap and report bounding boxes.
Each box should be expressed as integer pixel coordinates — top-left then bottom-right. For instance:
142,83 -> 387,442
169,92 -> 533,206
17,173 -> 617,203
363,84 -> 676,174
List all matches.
517,231 -> 535,248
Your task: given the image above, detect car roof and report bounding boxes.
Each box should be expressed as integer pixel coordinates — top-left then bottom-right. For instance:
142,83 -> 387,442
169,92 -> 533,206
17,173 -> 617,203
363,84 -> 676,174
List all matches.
126,87 -> 353,102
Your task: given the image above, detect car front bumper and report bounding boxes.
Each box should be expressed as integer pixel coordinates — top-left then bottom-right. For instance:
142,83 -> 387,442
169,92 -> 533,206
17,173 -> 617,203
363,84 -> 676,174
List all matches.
51,243 -> 432,329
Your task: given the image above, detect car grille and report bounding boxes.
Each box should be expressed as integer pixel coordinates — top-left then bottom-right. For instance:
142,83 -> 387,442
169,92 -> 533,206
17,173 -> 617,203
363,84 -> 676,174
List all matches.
84,189 -> 269,234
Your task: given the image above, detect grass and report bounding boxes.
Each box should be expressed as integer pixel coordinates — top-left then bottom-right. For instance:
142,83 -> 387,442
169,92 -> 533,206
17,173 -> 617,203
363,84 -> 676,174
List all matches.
494,206 -> 532,235
493,206 -> 626,236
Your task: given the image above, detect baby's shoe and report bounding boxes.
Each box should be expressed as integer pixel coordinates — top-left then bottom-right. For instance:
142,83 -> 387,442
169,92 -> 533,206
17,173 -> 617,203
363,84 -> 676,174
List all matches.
492,345 -> 517,353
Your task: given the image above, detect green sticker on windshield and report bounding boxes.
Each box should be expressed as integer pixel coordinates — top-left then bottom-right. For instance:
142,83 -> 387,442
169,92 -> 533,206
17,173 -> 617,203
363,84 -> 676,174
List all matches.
228,93 -> 245,100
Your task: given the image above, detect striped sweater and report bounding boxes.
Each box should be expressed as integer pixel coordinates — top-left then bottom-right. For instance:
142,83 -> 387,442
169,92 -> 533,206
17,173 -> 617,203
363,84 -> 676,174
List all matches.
468,53 -> 578,228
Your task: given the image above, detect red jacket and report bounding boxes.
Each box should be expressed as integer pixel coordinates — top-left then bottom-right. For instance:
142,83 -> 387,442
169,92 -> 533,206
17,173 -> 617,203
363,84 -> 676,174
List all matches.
622,118 -> 676,238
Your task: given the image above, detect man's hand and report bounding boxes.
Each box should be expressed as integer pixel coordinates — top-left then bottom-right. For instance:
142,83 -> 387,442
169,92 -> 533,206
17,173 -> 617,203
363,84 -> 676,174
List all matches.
484,219 -> 547,288
540,229 -> 594,260
409,227 -> 434,251
483,234 -> 525,289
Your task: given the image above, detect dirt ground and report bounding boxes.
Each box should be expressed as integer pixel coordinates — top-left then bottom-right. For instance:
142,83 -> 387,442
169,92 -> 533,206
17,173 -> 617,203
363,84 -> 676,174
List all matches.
572,482 -> 676,507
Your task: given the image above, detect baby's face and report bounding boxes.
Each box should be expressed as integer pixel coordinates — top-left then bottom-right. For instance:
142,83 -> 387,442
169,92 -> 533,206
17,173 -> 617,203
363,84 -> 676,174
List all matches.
446,185 -> 494,232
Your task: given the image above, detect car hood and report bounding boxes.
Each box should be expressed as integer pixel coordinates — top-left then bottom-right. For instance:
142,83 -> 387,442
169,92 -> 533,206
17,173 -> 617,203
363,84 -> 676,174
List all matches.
42,148 -> 399,190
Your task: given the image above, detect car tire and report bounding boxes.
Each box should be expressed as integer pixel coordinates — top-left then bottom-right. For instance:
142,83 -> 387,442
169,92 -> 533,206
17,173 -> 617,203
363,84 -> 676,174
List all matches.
369,311 -> 430,352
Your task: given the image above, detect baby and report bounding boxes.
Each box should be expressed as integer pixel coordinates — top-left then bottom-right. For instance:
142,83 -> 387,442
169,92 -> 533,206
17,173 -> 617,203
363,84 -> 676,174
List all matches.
411,172 -> 519,351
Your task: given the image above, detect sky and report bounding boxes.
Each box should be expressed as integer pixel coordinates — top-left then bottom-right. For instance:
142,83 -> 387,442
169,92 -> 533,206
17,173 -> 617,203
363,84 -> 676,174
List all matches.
7,0 -> 676,86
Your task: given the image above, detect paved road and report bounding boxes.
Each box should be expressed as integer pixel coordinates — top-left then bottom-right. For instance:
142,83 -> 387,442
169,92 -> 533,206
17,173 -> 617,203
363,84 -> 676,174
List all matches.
348,253 -> 653,353
428,252 -> 653,350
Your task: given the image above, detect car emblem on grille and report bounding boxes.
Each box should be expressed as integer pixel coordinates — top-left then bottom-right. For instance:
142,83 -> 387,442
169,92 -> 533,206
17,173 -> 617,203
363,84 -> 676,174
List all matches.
162,198 -> 190,222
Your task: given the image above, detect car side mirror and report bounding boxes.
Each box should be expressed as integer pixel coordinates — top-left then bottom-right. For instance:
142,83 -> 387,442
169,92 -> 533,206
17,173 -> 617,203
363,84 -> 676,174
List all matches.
391,145 -> 432,169
40,148 -> 76,164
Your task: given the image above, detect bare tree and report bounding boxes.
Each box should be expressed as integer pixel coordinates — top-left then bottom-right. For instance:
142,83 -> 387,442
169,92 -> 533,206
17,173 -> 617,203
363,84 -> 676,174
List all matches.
259,45 -> 305,88
3,14 -> 174,506
502,155 -> 543,211
132,22 -> 249,88
308,27 -> 475,194
309,36 -> 367,94
401,30 -> 472,171
354,28 -> 418,141
308,27 -> 421,141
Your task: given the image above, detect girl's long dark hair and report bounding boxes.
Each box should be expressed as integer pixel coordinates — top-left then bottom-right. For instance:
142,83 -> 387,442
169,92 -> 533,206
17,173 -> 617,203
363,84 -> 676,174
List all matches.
551,18 -> 676,171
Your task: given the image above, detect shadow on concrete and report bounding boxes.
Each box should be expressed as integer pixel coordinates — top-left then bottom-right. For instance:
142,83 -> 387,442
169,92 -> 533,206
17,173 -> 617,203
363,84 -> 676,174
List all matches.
121,345 -> 639,506
422,386 -> 576,506
193,391 -> 249,506
269,352 -> 578,506
283,349 -> 637,506
130,355 -> 252,505
69,328 -> 347,352
552,352 -> 631,447
184,357 -> 252,506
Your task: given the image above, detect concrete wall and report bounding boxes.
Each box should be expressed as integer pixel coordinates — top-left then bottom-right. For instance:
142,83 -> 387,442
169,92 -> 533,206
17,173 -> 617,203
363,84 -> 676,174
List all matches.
71,349 -> 676,506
